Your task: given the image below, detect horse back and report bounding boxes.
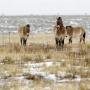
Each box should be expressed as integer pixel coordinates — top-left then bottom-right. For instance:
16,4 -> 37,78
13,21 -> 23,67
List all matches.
66,26 -> 85,36
73,27 -> 85,35
18,25 -> 30,36
18,26 -> 24,35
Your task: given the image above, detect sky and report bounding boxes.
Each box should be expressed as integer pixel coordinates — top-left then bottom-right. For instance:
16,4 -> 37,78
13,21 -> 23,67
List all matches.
0,0 -> 90,15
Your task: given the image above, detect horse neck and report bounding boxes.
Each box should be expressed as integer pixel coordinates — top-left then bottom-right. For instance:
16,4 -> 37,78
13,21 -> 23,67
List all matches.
60,24 -> 64,30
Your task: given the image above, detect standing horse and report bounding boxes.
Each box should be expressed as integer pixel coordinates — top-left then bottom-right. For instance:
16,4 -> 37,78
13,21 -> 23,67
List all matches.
66,26 -> 86,44
53,17 -> 66,47
18,24 -> 30,45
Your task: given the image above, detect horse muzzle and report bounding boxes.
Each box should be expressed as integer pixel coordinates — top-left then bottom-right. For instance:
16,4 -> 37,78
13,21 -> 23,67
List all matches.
56,25 -> 60,29
27,33 -> 29,36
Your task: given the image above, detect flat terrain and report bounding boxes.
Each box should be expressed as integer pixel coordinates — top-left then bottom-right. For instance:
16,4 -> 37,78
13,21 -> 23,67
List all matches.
0,33 -> 90,90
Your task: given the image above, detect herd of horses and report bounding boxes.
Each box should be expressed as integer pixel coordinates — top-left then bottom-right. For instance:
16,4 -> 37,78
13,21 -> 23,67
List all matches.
18,17 -> 86,46
53,17 -> 86,47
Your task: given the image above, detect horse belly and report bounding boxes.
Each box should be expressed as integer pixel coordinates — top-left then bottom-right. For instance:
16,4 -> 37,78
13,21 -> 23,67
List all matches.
18,32 -> 25,38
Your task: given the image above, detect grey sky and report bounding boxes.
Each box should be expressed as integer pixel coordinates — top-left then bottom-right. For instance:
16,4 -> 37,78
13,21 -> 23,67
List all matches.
0,0 -> 90,15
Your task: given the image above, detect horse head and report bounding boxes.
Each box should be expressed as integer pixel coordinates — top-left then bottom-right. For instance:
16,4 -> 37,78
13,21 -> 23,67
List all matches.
25,24 -> 30,37
56,17 -> 63,29
66,26 -> 72,30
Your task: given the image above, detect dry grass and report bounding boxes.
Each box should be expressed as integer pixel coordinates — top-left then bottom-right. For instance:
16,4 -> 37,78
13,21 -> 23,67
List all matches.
0,64 -> 23,77
0,33 -> 90,90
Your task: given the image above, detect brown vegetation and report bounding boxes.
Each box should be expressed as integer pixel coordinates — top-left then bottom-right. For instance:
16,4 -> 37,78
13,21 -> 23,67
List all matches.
0,33 -> 90,90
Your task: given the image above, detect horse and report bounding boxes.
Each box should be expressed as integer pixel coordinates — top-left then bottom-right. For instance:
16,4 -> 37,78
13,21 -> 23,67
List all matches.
18,24 -> 30,45
53,17 -> 66,47
66,26 -> 86,44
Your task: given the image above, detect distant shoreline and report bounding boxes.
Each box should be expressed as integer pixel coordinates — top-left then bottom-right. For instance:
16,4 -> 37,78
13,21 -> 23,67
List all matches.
0,14 -> 90,17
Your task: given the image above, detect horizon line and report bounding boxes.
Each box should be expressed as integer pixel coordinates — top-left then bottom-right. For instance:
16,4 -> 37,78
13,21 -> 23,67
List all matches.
0,14 -> 89,16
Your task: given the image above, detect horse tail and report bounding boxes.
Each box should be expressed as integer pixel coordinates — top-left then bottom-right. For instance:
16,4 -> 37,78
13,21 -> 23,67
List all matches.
82,31 -> 86,44
83,31 -> 86,39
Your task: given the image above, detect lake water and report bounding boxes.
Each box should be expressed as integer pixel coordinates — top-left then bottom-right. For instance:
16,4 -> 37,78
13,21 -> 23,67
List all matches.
0,15 -> 90,35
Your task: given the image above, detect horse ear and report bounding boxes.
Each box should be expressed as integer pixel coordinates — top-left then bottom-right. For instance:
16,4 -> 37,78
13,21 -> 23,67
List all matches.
56,17 -> 61,20
57,17 -> 61,20
69,26 -> 72,28
66,26 -> 72,28
26,24 -> 30,27
66,26 -> 68,29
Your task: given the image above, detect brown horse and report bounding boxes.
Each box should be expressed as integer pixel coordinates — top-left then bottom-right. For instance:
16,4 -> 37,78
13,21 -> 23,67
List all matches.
66,26 -> 86,44
53,17 -> 66,46
18,24 -> 30,45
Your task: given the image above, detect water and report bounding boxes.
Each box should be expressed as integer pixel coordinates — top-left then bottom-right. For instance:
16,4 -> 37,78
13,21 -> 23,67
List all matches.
0,15 -> 90,35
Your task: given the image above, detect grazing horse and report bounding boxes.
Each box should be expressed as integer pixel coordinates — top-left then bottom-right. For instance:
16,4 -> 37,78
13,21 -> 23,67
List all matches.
18,24 -> 30,45
53,17 -> 66,47
66,26 -> 86,44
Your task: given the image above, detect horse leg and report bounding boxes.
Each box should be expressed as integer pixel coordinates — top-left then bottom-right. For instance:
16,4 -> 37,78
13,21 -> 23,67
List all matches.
83,38 -> 85,44
69,36 -> 72,44
23,39 -> 27,45
69,38 -> 72,44
59,40 -> 61,46
62,39 -> 64,46
23,39 -> 25,45
55,38 -> 58,46
80,38 -> 82,43
20,38 -> 22,45
70,38 -> 72,43
59,38 -> 62,46
83,32 -> 86,44
59,38 -> 63,46
61,37 -> 64,46
80,37 -> 82,43
24,39 -> 27,45
23,39 -> 24,45
80,32 -> 86,43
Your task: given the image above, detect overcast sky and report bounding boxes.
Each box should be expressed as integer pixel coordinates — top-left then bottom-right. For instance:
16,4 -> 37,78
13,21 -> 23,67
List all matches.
0,0 -> 90,15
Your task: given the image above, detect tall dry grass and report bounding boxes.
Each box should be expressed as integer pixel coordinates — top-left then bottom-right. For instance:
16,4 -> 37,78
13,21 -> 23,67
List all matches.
0,33 -> 90,90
